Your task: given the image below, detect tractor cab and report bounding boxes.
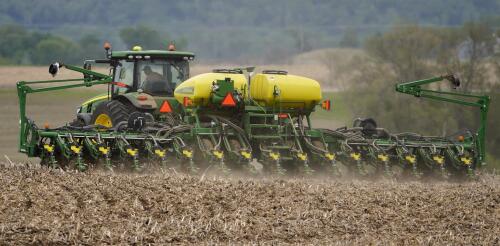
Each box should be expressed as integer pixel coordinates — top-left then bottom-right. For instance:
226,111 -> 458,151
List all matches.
108,46 -> 194,97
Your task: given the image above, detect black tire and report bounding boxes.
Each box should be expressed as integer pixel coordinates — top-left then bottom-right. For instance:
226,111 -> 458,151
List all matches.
69,118 -> 85,127
91,100 -> 135,128
69,113 -> 91,127
359,118 -> 377,130
359,118 -> 377,136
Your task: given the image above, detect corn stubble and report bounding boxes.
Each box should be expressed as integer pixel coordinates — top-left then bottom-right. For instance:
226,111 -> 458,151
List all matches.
0,164 -> 498,244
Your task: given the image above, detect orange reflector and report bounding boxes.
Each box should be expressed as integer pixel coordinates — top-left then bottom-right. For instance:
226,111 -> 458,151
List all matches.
221,93 -> 236,107
183,97 -> 192,107
322,99 -> 331,111
457,135 -> 464,142
159,100 -> 173,113
137,95 -> 148,101
278,113 -> 288,119
44,123 -> 50,129
103,41 -> 111,50
168,43 -> 176,51
112,82 -> 129,88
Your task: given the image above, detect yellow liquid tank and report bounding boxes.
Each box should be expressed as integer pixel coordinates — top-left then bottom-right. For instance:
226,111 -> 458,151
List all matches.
249,73 -> 322,109
174,71 -> 322,109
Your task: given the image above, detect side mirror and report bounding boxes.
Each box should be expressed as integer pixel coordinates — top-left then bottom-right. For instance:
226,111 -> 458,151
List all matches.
48,62 -> 60,77
83,62 -> 92,71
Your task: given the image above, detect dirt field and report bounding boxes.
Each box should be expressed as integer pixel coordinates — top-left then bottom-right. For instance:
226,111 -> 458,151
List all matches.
0,165 -> 498,244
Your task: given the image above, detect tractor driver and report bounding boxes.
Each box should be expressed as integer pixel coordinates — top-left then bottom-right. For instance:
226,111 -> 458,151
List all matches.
142,65 -> 172,95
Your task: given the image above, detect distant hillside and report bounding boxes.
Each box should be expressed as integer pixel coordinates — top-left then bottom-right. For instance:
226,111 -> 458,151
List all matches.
0,0 -> 499,60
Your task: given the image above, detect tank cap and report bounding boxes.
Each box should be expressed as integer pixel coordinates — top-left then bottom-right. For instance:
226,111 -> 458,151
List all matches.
212,68 -> 243,74
262,70 -> 288,75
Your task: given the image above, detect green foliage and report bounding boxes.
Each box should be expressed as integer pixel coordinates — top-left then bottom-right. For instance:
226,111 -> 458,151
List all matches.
32,36 -> 81,64
365,24 -> 441,80
447,22 -> 497,92
79,34 -> 105,60
0,0 -> 498,60
1,0 -> 498,30
0,24 -> 187,65
0,24 -> 47,64
339,29 -> 360,48
119,25 -> 166,50
287,28 -> 313,53
0,24 -> 86,64
119,25 -> 187,51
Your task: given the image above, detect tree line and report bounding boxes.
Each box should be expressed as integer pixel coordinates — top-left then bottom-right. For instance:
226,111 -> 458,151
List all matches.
0,0 -> 499,60
0,25 -> 186,65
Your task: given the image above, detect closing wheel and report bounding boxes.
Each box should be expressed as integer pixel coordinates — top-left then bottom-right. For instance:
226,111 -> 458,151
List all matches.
309,140 -> 328,171
227,138 -> 241,168
195,138 -> 214,162
91,100 -> 135,128
188,138 -> 213,173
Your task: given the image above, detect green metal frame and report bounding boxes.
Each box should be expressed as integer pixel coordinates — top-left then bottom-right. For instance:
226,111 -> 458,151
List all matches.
395,74 -> 490,166
15,53 -> 490,178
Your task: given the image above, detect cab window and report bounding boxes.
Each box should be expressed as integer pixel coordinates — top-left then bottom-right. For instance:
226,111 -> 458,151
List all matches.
113,61 -> 134,94
138,60 -> 189,96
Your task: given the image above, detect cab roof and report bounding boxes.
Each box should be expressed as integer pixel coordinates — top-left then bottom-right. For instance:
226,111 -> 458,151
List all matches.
111,50 -> 195,59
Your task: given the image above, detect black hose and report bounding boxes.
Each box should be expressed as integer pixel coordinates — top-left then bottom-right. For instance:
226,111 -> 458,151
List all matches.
206,115 -> 252,152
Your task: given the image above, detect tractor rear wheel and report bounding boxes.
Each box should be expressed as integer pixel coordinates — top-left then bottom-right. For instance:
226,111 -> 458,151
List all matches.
91,100 -> 135,128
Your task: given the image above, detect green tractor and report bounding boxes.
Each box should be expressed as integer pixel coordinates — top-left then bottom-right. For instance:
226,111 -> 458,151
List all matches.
69,44 -> 193,129
17,43 -> 490,179
18,43 -> 194,170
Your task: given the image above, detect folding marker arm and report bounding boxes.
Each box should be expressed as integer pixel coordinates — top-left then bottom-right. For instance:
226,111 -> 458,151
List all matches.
395,74 -> 490,165
16,64 -> 112,153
